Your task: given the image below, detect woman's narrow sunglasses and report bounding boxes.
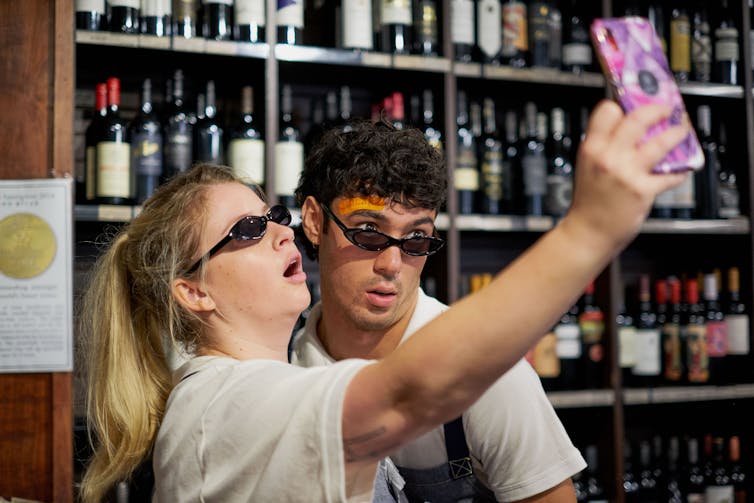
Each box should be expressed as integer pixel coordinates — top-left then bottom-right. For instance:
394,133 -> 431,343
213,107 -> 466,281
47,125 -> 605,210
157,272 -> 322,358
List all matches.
320,203 -> 445,256
187,205 -> 292,274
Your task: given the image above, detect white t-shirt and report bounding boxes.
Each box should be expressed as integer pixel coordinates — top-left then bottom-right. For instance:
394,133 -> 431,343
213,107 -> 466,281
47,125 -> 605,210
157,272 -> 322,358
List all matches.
153,356 -> 374,502
291,289 -> 587,502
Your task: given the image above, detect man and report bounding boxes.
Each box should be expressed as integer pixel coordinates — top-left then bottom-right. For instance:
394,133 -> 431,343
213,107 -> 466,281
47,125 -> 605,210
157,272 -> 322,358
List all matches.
291,119 -> 585,502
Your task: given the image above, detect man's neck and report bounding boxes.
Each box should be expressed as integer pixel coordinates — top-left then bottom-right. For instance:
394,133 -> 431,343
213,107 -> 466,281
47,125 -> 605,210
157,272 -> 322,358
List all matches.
316,293 -> 419,361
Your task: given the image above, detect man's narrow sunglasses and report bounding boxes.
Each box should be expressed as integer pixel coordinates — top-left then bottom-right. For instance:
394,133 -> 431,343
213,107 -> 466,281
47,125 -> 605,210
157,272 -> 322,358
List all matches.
320,203 -> 445,256
187,205 -> 292,274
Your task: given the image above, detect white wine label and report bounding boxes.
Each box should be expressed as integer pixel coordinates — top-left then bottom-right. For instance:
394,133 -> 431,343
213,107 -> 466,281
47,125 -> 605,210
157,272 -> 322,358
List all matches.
107,0 -> 140,8
97,141 -> 131,198
140,0 -> 172,16
454,167 -> 479,191
476,0 -> 501,58
618,326 -> 638,368
726,314 -> 750,355
704,485 -> 734,503
76,0 -> 106,13
562,44 -> 592,66
632,329 -> 661,376
381,0 -> 412,25
236,0 -> 266,26
277,0 -> 304,27
522,154 -> 546,196
555,323 -> 581,359
451,0 -> 474,44
275,141 -> 304,196
342,0 -> 373,49
203,0 -> 234,5
229,138 -> 265,185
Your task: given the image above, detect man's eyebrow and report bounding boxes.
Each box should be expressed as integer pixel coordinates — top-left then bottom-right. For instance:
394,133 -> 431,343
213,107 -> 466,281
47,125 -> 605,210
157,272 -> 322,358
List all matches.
347,210 -> 435,227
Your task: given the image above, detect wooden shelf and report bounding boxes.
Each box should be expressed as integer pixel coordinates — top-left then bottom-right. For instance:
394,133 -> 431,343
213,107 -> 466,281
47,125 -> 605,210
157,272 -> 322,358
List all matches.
623,384 -> 754,405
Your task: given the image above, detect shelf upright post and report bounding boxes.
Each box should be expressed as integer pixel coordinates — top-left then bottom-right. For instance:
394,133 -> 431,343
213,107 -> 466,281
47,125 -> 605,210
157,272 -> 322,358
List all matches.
265,0 -> 279,204
740,0 -> 754,338
443,0 -> 460,303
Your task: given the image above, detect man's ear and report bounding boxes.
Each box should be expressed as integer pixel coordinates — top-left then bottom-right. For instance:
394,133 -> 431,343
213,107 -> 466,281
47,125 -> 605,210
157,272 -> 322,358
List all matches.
301,195 -> 324,246
172,278 -> 216,313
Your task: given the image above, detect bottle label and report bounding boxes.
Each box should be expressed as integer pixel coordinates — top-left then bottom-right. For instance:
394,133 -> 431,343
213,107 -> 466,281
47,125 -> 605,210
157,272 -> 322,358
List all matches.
85,146 -> 97,201
229,138 -> 265,185
455,147 -> 479,190
687,493 -> 705,503
107,0 -> 140,8
451,0 -> 474,45
203,0 -> 233,5
685,323 -> 709,383
76,0 -> 105,13
236,0 -> 266,26
477,0 -> 502,59
705,485 -> 734,503
131,132 -> 163,177
547,8 -> 561,65
633,328 -> 661,376
417,1 -> 438,44
481,151 -> 503,202
719,185 -> 740,218
164,130 -> 192,175
672,172 -> 696,209
670,18 -> 691,72
726,314 -> 750,355
502,2 -> 528,55
381,0 -> 412,25
555,323 -> 581,359
96,141 -> 131,198
663,322 -> 683,381
522,154 -> 546,196
529,3 -> 549,43
618,325 -> 637,368
545,174 -> 572,216
580,312 -> 604,344
562,43 -> 592,66
140,0 -> 172,17
714,30 -> 739,62
532,332 -> 560,378
277,0 -> 304,28
342,0 -> 374,49
275,140 -> 304,197
706,320 -> 728,357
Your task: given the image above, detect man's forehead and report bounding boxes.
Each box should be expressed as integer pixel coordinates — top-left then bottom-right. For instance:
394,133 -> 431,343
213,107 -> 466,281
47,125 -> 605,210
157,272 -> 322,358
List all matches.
337,196 -> 386,215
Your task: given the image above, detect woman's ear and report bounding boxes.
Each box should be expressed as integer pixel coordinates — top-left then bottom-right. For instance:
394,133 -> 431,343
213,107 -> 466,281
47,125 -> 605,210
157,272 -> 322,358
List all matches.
172,278 -> 216,313
301,196 -> 324,247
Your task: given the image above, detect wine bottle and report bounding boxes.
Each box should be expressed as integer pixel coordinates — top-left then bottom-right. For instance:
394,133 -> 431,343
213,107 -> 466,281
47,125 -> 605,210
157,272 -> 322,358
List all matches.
420,89 -> 441,150
501,0 -> 527,67
202,0 -> 232,40
521,102 -> 546,216
725,267 -> 750,383
336,85 -> 355,132
686,437 -> 707,501
173,0 -> 198,38
107,0 -> 140,33
705,436 -> 734,502
664,436 -> 683,503
324,90 -> 339,131
561,0 -> 592,74
455,91 -> 478,214
637,440 -> 660,502
140,0 -> 172,36
683,278 -> 709,384
390,91 -> 406,130
96,77 -> 132,205
412,0 -> 438,56
714,0 -> 739,85
663,277 -> 684,384
235,0 -> 265,42
379,0 -> 412,54
717,123 -> 740,219
695,105 -> 720,219
545,107 -> 573,218
305,95 -> 326,153
546,2 -> 561,70
476,0 -> 502,64
81,82 -> 107,204
450,0 -> 475,62
617,297 -> 637,387
729,436 -> 747,503
691,4 -> 712,82
647,4 -> 667,55
194,80 -> 225,164
623,442 -> 640,500
528,1 -> 551,67
632,274 -> 662,387
163,69 -> 193,180
670,2 -> 691,82
703,273 -> 728,384
278,0 -> 304,45
553,304 -> 582,390
583,445 -> 607,503
530,328 -> 559,391
276,84 -> 304,208
341,0 -> 373,50
228,85 -> 264,187
479,97 -> 503,215
579,280 -> 605,389
129,78 -> 163,203
501,109 -> 521,214
76,0 -> 106,30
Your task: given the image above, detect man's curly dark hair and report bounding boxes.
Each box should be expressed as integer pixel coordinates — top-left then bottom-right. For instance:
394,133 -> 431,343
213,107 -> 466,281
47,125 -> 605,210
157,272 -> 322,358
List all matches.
294,119 -> 447,260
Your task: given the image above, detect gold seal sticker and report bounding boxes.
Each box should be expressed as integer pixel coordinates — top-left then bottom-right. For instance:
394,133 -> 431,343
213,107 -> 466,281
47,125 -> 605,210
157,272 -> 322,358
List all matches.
0,213 -> 57,279
338,196 -> 386,215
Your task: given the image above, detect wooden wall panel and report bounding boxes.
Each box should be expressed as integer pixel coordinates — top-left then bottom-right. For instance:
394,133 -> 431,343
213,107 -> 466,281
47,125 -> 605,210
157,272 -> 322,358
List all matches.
0,0 -> 74,501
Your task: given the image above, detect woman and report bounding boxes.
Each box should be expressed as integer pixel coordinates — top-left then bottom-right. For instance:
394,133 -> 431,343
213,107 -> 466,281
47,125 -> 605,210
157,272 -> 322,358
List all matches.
79,101 -> 688,502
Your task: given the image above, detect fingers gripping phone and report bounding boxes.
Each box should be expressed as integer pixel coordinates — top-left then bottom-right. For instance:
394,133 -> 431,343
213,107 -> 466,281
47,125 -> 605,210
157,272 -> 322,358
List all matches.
591,16 -> 704,173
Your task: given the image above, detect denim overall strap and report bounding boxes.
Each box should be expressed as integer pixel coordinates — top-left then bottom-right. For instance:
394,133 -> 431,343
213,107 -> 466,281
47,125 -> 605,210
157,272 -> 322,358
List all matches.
444,416 -> 473,479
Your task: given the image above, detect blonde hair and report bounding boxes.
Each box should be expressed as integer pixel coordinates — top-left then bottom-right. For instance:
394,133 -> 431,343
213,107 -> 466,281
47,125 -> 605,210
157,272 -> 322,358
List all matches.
79,164 -> 247,502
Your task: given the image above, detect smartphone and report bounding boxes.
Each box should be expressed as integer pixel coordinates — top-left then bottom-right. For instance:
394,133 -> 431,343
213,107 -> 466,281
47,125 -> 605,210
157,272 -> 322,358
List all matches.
590,16 -> 704,173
